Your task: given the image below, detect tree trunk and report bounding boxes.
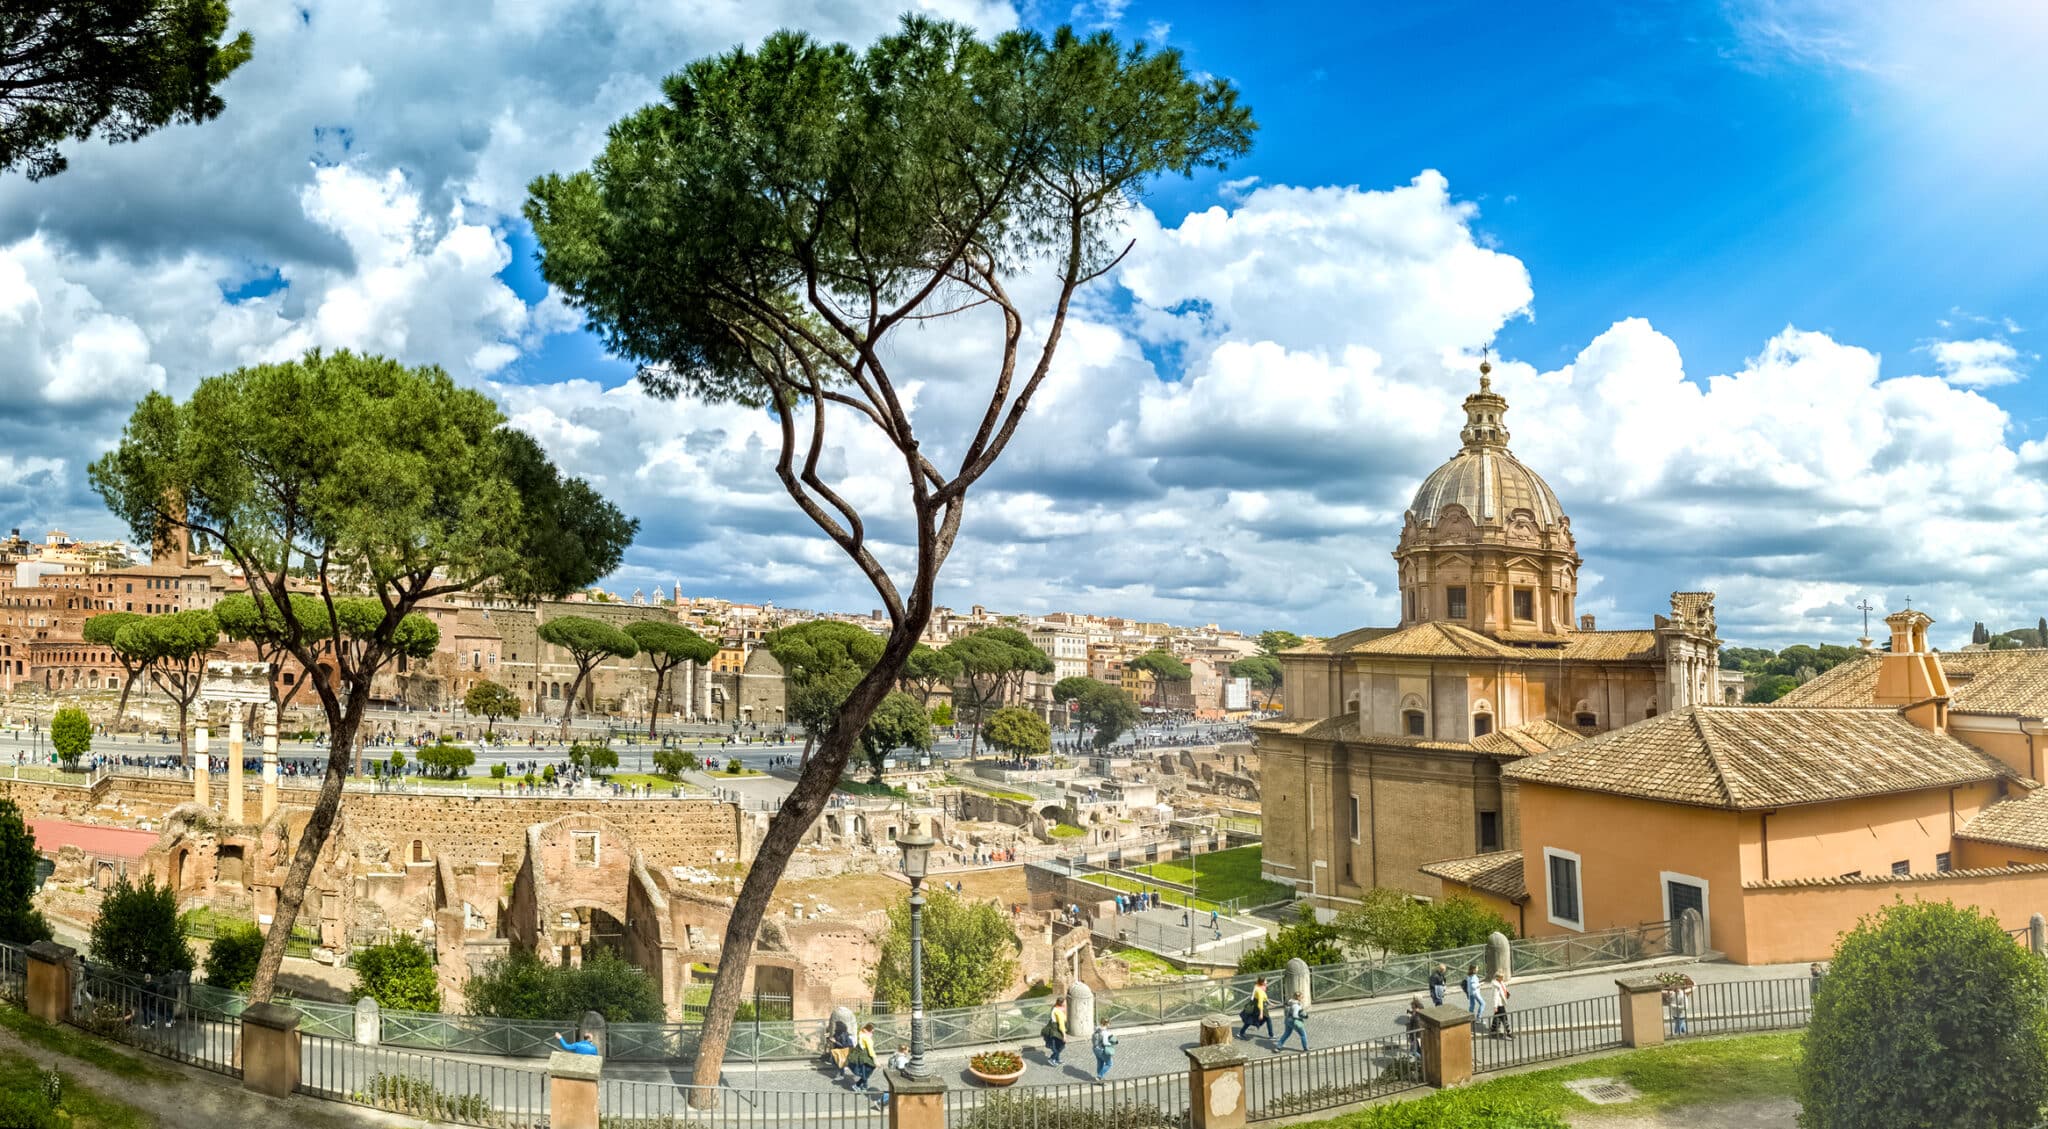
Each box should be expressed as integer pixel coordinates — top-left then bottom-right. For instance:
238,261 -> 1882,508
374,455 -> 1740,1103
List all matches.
649,666 -> 668,740
561,667 -> 587,742
246,684 -> 367,1002
688,625 -> 922,1099
176,699 -> 190,766
113,670 -> 139,732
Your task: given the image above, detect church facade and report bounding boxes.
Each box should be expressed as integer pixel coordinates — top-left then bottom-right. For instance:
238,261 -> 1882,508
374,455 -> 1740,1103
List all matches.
1255,363 -> 1725,910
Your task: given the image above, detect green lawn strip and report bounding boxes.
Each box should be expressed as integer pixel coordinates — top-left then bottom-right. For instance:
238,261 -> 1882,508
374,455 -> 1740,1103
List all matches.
943,776 -> 1037,803
1081,873 -> 1226,915
1105,947 -> 1187,980
601,772 -> 701,792
0,1005 -> 170,1083
1319,1032 -> 1803,1128
1048,824 -> 1087,839
1127,845 -> 1294,906
0,1051 -> 154,1129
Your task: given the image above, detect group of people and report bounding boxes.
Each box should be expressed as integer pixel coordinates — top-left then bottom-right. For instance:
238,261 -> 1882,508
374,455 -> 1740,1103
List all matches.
1236,976 -> 1311,1051
1040,999 -> 1120,1081
827,1021 -> 909,1099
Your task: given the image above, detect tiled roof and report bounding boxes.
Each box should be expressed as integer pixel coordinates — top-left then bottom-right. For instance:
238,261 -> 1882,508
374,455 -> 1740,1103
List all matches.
1345,622 -> 1519,658
1421,850 -> 1528,902
1255,716 -> 1587,760
1555,631 -> 1662,662
1744,861 -> 2048,890
1291,622 -> 1661,664
1286,626 -> 1398,656
1777,650 -> 2048,718
1957,793 -> 2048,852
1503,705 -> 2019,810
1472,719 -> 1589,757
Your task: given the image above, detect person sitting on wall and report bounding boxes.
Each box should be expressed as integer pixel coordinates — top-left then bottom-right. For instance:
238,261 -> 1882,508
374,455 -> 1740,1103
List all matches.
553,1032 -> 598,1055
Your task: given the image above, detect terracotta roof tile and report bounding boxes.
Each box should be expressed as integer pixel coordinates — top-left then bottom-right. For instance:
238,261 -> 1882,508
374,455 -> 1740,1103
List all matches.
1957,793 -> 2048,852
1503,705 -> 2017,810
1743,861 -> 2048,890
1295,623 -> 1661,664
1262,717 -> 1588,760
1421,850 -> 1528,902
1776,650 -> 2048,718
1471,719 -> 1590,758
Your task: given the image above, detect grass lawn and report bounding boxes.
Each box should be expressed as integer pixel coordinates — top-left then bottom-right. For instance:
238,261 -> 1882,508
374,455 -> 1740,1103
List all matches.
0,1052 -> 153,1129
178,905 -> 317,959
1128,845 -> 1295,908
1105,946 -> 1188,982
1320,1032 -> 1802,1127
1048,824 -> 1087,839
0,1007 -> 167,1083
944,776 -> 1036,803
602,772 -> 701,792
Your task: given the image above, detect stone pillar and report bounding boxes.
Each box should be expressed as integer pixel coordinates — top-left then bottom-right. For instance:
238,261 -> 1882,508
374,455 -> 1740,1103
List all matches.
226,712 -> 245,825
1184,1045 -> 1247,1129
547,1050 -> 602,1129
1417,1004 -> 1472,1089
1198,1015 -> 1233,1047
1065,980 -> 1095,1041
353,995 -> 381,1046
1616,977 -> 1666,1049
1679,908 -> 1705,956
1285,957 -> 1313,1008
24,940 -> 74,1024
1484,931 -> 1511,981
193,718 -> 211,808
261,705 -> 280,823
2031,913 -> 2046,959
238,1001 -> 302,1099
578,1010 -> 607,1058
885,1070 -> 946,1129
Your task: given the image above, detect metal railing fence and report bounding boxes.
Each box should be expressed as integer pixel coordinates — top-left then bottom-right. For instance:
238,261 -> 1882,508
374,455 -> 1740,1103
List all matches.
1244,1033 -> 1425,1120
187,981 -> 358,1039
0,939 -> 24,999
73,966 -> 241,1076
943,1071 -> 1188,1129
1472,993 -> 1622,1074
300,1031 -> 549,1127
600,1079 -> 885,1129
1666,976 -> 1812,1038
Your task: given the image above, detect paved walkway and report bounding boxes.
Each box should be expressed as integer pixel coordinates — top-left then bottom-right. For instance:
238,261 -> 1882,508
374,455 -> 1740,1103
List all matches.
625,957 -> 1812,1093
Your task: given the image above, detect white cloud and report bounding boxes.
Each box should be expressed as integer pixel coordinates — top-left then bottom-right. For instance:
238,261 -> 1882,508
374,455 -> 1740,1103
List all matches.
1925,337 -> 2025,387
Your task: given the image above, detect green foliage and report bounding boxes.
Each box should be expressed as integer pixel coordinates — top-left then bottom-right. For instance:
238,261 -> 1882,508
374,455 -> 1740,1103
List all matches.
1075,682 -> 1141,748
981,706 -> 1050,758
570,742 -> 619,777
0,799 -> 54,945
954,1091 -> 1179,1129
1718,643 -> 1861,679
1799,900 -> 2048,1129
723,759 -> 741,775
901,644 -> 965,705
200,921 -> 264,991
860,692 -> 932,779
873,886 -> 1021,1009
1258,630 -> 1305,655
624,620 -> 717,668
538,617 -> 638,665
651,749 -> 690,779
931,702 -> 954,727
945,629 -> 1053,736
1334,889 -> 1514,955
541,764 -> 557,784
89,876 -> 194,978
1236,904 -> 1345,973
1744,674 -> 1799,703
413,743 -> 475,778
49,708 -> 91,765
770,621 -> 886,743
387,749 -> 406,774
1229,654 -> 1282,691
1127,649 -> 1191,682
463,680 -> 522,735
489,763 -> 508,780
0,0 -> 254,180
1050,676 -> 1097,704
351,936 -> 442,1012
1334,1088 -> 1569,1129
465,947 -> 663,1022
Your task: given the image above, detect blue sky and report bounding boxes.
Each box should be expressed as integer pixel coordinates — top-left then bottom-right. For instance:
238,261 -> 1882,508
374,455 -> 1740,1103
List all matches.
4,0 -> 2047,648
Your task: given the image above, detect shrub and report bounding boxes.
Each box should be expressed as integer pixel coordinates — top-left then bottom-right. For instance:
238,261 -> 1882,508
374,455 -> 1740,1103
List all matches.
541,764 -> 557,784
89,875 -> 193,978
202,921 -> 265,991
1334,889 -> 1513,956
724,758 -> 742,774
49,707 -> 91,768
0,798 -> 54,945
1237,903 -> 1345,973
1339,1087 -> 1568,1129
414,743 -> 475,778
651,749 -> 689,779
351,936 -> 442,1012
1799,900 -> 2048,1128
490,763 -> 507,780
0,1087 -> 54,1129
387,749 -> 406,774
355,1072 -> 491,1121
954,1091 -> 1178,1129
465,947 -> 662,1022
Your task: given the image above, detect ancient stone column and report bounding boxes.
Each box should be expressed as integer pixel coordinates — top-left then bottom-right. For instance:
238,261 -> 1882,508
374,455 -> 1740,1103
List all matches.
1484,931 -> 1511,981
193,716 -> 211,808
696,660 -> 712,720
261,705 -> 280,823
1065,979 -> 1095,1041
1285,957 -> 1313,1008
226,711 -> 246,825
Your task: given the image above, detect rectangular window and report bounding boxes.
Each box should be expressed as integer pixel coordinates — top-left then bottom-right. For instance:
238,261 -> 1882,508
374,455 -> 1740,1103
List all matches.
1479,811 -> 1500,852
1404,710 -> 1425,736
1513,588 -> 1535,621
1936,852 -> 1952,873
1348,794 -> 1360,842
1891,860 -> 1910,876
1545,848 -> 1582,930
1446,586 -> 1467,619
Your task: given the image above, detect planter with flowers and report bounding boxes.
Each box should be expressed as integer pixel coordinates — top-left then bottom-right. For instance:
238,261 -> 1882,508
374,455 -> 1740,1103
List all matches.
968,1050 -> 1026,1087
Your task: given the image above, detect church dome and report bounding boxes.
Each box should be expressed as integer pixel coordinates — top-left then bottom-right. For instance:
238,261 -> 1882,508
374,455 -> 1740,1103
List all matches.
1406,362 -> 1567,530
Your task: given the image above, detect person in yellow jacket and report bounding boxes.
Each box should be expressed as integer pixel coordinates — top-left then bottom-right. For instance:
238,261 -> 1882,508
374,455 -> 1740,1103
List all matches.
1042,999 -> 1068,1065
850,1023 -> 878,1091
1238,976 -> 1273,1040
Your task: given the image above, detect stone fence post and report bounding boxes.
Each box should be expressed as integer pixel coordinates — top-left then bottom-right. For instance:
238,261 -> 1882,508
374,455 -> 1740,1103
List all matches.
1185,1044 -> 1247,1129
1065,980 -> 1095,1041
1198,1015 -> 1233,1046
25,941 -> 74,1024
1678,908 -> 1705,956
1615,977 -> 1665,1048
1284,957 -> 1312,1008
884,1069 -> 946,1129
238,1002 -> 302,1099
579,1010 -> 608,1058
548,1050 -> 602,1129
353,996 -> 381,1046
1417,1004 -> 1472,1090
2031,913 -> 2045,959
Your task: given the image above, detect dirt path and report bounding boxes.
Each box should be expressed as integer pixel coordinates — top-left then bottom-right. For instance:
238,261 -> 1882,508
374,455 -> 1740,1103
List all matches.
1573,1099 -> 1799,1128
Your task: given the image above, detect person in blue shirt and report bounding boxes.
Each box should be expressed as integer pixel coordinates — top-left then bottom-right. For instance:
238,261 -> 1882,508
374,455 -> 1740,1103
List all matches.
554,1032 -> 598,1055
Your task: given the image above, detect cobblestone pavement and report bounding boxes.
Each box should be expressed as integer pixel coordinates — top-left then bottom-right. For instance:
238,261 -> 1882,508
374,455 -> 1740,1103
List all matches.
620,958 -> 1813,1093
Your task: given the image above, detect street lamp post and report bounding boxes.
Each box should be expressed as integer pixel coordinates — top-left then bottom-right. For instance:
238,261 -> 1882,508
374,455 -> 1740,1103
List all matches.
894,816 -> 936,1080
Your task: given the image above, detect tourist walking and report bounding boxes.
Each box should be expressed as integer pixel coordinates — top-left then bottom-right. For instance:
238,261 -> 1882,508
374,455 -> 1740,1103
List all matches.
1428,963 -> 1447,1006
1092,1020 -> 1118,1082
1402,997 -> 1425,1059
1484,973 -> 1513,1039
1043,1000 -> 1068,1065
1239,976 -> 1273,1040
1462,964 -> 1483,1025
850,1023 -> 878,1090
1277,992 -> 1309,1051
